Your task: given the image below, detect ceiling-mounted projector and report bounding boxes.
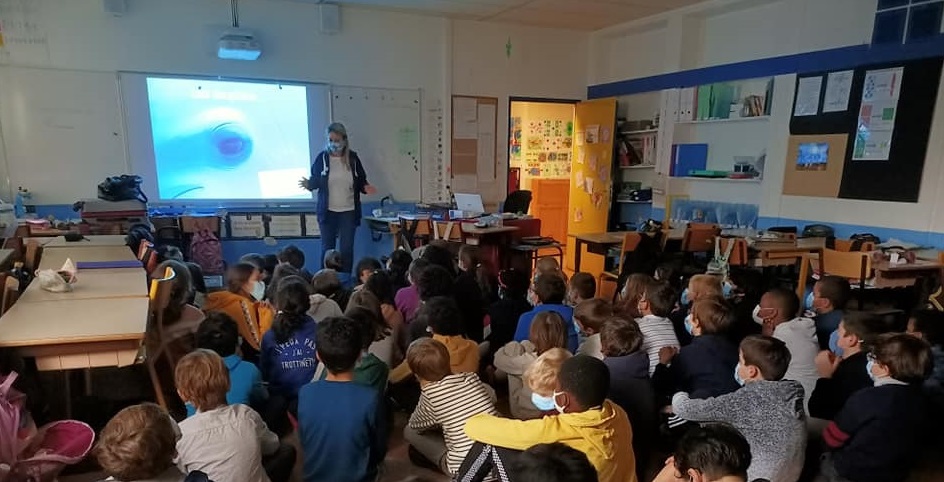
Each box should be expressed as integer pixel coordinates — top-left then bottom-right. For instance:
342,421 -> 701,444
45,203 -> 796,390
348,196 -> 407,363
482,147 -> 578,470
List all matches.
218,28 -> 261,60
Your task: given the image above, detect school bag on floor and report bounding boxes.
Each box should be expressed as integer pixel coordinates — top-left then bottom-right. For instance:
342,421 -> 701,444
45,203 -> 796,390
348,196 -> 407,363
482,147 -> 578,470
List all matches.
0,372 -> 95,482
190,221 -> 224,275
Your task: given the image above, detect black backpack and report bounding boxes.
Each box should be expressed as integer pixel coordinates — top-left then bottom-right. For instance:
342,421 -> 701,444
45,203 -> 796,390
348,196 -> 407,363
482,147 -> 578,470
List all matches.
97,174 -> 148,203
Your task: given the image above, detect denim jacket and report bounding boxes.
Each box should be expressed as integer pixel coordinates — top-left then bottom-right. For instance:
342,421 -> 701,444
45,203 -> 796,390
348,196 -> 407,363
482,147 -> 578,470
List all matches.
306,150 -> 368,226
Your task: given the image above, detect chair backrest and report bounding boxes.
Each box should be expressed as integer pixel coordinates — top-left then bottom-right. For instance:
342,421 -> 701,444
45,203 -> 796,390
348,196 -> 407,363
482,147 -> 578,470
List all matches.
148,267 -> 178,346
1,274 -> 18,315
717,237 -> 749,267
682,225 -> 721,253
397,217 -> 432,252
23,240 -> 40,272
433,221 -> 463,243
822,248 -> 872,284
503,190 -> 533,214
688,222 -> 720,231
833,239 -> 875,252
616,233 -> 643,273
768,226 -> 798,235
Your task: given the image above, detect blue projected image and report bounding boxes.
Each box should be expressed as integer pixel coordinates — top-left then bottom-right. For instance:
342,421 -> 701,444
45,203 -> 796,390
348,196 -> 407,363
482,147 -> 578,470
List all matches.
146,77 -> 311,200
796,142 -> 829,171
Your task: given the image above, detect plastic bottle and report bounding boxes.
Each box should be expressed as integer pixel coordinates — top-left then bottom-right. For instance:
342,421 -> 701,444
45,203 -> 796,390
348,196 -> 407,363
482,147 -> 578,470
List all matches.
13,187 -> 24,219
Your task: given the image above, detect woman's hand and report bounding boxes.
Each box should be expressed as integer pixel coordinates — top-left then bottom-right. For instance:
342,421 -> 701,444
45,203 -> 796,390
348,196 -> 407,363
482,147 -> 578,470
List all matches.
298,177 -> 310,190
364,184 -> 377,195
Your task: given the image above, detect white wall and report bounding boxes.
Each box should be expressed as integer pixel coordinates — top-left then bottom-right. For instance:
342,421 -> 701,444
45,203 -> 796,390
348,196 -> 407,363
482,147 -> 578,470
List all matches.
591,0 -> 944,239
0,0 -> 589,205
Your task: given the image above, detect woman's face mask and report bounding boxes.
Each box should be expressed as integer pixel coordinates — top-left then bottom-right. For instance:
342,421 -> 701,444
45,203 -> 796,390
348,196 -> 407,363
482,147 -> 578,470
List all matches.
328,139 -> 346,153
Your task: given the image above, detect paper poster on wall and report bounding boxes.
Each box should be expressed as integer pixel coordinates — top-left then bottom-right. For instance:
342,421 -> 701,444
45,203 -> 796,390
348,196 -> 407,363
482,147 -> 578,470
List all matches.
585,125 -> 600,144
453,97 -> 478,139
823,70 -> 854,113
575,170 -> 584,189
268,215 -> 303,237
576,131 -> 585,147
584,177 -> 594,194
793,76 -> 822,116
853,67 -> 903,161
304,215 -> 321,237
230,215 -> 265,238
573,207 -> 583,223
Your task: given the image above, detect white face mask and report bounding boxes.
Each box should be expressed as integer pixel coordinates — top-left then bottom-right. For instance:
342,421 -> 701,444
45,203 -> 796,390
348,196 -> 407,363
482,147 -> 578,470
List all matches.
752,305 -> 764,324
552,390 -> 567,414
328,140 -> 346,153
250,280 -> 265,301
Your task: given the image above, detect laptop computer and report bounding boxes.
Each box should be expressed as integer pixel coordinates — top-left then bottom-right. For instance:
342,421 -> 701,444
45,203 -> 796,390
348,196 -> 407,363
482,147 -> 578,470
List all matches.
454,193 -> 486,216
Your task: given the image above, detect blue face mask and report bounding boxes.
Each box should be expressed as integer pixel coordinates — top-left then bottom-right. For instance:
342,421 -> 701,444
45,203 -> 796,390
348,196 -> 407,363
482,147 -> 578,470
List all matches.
805,291 -> 815,311
722,281 -> 733,298
680,288 -> 690,306
866,359 -> 876,382
829,330 -> 844,358
531,392 -> 556,411
328,140 -> 346,153
684,314 -> 694,335
734,363 -> 745,386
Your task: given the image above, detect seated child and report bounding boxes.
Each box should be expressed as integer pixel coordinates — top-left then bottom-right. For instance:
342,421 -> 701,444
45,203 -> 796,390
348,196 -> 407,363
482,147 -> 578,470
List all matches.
820,333 -> 933,482
314,305 -> 390,393
615,273 -> 653,320
354,257 -> 383,291
298,316 -> 386,482
514,275 -> 578,352
672,274 -> 724,346
673,335 -> 806,482
464,355 -> 636,482
600,316 -> 656,481
523,348 -> 573,416
808,276 -> 851,350
390,296 -> 479,383
405,338 -> 499,475
185,262 -> 208,308
454,245 -> 491,342
323,249 -> 352,288
484,269 -> 533,363
386,248 -> 413,293
494,311 -> 569,419
346,290 -> 398,367
395,258 -> 429,324
174,350 -> 291,482
259,279 -> 317,401
651,422 -> 752,482
636,280 -> 681,375
654,298 -> 740,400
203,262 -> 274,354
574,298 -> 613,359
724,269 -> 765,346
312,268 -> 351,313
277,244 -> 312,282
907,309 -> 944,399
94,403 -> 204,482
510,443 -> 598,482
420,243 -> 458,277
809,311 -> 884,421
754,288 -> 819,411
534,256 -> 568,283
190,313 -> 268,417
362,271 -> 405,360
151,259 -> 206,361
408,264 -> 456,341
567,272 -> 597,306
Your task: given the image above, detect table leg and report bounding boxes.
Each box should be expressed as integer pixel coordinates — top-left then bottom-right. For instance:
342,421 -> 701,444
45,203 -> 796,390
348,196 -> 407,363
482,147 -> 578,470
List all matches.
63,371 -> 72,419
575,239 -> 584,273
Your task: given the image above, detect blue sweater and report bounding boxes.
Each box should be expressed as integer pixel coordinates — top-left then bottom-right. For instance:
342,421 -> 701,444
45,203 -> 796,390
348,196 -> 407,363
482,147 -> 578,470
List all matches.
513,304 -> 577,352
186,354 -> 268,417
298,380 -> 385,482
260,315 -> 318,399
653,334 -> 740,400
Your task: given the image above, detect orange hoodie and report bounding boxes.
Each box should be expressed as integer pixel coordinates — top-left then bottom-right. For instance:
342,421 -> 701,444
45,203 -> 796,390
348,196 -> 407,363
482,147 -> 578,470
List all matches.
389,334 -> 480,383
202,291 -> 274,350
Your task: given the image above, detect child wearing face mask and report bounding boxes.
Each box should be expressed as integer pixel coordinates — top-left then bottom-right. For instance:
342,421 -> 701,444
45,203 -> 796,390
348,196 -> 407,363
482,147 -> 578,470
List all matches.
671,275 -> 726,346
805,276 -> 851,351
524,348 -> 573,416
753,288 -> 819,412
672,335 -> 806,482
573,298 -> 613,359
494,312 -> 570,419
808,312 -> 885,421
203,262 -> 275,358
819,333 -> 933,482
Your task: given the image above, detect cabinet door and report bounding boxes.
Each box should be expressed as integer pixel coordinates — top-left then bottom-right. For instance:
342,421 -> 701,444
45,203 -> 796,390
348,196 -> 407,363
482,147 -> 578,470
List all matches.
531,179 -> 569,244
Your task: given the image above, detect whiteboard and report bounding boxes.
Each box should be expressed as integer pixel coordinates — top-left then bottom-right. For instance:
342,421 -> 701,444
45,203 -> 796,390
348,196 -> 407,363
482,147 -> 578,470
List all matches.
0,67 -> 127,205
331,86 -> 421,202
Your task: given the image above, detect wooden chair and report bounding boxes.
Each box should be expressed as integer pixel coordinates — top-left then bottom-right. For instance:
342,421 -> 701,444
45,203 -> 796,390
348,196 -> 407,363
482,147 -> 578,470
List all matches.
432,220 -> 463,243
23,240 -> 41,272
144,266 -> 177,409
821,248 -> 872,310
396,216 -> 432,253
0,274 -> 18,315
833,239 -> 876,252
716,237 -> 749,267
681,224 -> 721,254
597,233 -> 643,296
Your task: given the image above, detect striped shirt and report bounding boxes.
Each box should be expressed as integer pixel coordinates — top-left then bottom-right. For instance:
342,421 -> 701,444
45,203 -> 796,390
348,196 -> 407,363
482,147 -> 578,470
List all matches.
636,314 -> 680,375
408,372 -> 499,474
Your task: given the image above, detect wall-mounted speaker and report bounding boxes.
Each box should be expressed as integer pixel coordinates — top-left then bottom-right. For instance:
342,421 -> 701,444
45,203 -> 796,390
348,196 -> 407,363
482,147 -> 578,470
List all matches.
319,4 -> 340,34
102,0 -> 127,16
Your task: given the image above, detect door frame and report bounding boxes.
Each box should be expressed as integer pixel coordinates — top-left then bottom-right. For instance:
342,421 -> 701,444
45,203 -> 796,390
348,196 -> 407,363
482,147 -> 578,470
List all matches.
506,97 -> 580,195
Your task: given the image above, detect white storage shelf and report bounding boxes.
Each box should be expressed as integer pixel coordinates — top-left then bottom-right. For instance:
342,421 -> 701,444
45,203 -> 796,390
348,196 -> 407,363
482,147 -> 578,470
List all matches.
675,115 -> 769,125
675,176 -> 762,183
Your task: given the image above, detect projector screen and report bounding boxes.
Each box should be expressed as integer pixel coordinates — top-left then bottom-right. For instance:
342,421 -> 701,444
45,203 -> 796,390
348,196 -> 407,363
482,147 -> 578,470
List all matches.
121,73 -> 331,205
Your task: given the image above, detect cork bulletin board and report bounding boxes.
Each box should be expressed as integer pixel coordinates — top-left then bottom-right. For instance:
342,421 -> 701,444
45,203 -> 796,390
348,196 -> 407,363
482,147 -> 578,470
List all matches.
451,95 -> 499,183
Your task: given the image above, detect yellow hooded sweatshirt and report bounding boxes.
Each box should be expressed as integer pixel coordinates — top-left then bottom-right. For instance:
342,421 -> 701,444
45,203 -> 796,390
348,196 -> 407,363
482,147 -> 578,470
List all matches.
202,291 -> 274,351
464,400 -> 636,482
389,334 -> 480,383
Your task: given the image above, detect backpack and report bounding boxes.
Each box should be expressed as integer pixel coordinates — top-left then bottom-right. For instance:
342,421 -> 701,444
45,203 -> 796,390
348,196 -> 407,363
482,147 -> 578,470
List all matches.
706,236 -> 736,278
97,175 -> 148,203
190,228 -> 224,275
0,372 -> 94,482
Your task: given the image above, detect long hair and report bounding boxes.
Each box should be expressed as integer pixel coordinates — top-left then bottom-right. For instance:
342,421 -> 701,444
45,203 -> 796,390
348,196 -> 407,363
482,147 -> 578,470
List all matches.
271,278 -> 312,344
459,245 -> 495,300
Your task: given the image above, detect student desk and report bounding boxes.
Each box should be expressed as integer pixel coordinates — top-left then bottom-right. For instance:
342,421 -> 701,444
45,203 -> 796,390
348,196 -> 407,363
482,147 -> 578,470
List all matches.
871,259 -> 944,289
38,246 -> 137,271
17,269 -> 148,303
42,235 -> 128,248
572,232 -> 635,273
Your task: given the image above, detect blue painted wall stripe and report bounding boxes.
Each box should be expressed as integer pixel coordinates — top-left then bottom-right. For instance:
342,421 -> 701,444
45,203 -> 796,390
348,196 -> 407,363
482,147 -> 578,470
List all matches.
588,35 -> 944,98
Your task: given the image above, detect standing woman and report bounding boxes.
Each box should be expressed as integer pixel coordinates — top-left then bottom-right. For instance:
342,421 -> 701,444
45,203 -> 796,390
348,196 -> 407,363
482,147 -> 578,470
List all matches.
299,122 -> 376,275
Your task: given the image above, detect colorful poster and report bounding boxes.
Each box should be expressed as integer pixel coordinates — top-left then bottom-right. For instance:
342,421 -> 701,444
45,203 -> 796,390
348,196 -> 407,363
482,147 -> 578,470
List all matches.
853,67 -> 903,161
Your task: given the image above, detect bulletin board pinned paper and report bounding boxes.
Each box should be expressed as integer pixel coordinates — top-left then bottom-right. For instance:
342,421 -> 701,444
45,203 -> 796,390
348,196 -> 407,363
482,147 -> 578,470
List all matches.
451,96 -> 498,182
782,134 -> 848,197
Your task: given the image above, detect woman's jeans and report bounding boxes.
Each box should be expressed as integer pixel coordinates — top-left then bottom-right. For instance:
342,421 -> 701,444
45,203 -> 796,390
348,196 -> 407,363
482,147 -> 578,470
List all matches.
320,210 -> 358,274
